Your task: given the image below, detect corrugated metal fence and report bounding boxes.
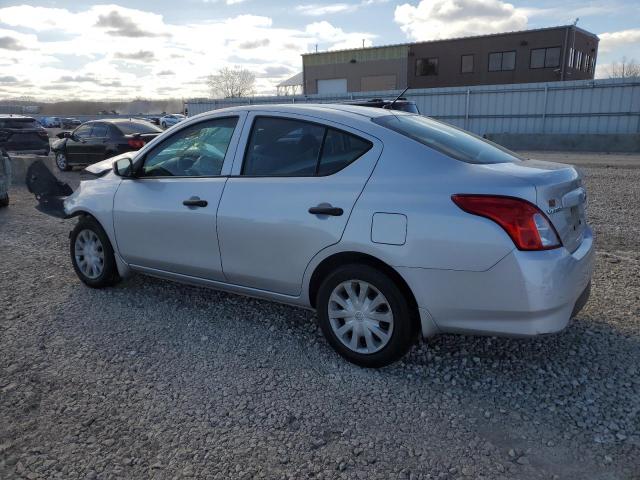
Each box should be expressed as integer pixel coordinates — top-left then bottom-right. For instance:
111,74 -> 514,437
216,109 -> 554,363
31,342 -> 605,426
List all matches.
187,78 -> 640,135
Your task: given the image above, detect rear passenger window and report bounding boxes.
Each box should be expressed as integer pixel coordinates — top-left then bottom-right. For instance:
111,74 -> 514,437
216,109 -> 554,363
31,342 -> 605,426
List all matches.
243,118 -> 324,176
242,117 -> 371,176
91,124 -> 109,138
318,129 -> 372,176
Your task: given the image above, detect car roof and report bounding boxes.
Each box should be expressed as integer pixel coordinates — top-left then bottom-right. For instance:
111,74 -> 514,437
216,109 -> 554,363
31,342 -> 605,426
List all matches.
208,103 -> 405,121
0,114 -> 35,120
84,118 -> 154,125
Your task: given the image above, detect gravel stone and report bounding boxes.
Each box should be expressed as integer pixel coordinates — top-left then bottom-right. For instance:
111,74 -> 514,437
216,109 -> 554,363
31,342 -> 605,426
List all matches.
1,153 -> 639,479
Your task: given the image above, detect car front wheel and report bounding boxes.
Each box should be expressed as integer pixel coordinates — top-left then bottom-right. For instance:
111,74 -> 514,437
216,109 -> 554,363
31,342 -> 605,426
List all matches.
55,151 -> 70,171
0,193 -> 8,208
317,264 -> 417,368
70,216 -> 120,288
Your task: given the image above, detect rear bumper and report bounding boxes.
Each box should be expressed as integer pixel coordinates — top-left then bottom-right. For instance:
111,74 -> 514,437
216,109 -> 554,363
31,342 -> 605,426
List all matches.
400,227 -> 595,337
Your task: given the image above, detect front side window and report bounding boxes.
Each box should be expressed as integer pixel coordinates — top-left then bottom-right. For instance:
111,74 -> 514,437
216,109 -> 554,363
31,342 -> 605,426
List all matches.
242,117 -> 372,176
461,54 -> 474,73
142,117 -> 238,177
416,57 -> 438,76
489,51 -> 516,71
372,114 -> 521,165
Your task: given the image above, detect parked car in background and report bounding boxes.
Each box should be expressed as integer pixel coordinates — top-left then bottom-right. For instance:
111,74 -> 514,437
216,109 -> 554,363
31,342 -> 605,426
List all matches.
30,105 -> 593,367
0,115 -> 50,155
40,116 -> 62,128
145,115 -> 161,125
61,117 -> 82,129
160,114 -> 185,129
0,149 -> 10,207
52,119 -> 162,171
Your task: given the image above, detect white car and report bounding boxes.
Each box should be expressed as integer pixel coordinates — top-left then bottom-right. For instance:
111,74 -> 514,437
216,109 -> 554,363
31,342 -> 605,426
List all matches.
160,114 -> 185,129
31,105 -> 593,367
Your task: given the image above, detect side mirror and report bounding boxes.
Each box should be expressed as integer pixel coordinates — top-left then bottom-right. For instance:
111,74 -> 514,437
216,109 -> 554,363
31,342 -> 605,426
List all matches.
113,157 -> 135,178
57,131 -> 71,139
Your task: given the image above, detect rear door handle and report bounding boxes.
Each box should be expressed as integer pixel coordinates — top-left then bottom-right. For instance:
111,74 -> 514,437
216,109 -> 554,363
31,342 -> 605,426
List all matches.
183,197 -> 208,208
309,205 -> 343,216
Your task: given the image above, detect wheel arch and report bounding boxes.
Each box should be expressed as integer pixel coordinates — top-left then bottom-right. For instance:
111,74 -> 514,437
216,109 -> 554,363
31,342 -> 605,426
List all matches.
308,251 -> 421,333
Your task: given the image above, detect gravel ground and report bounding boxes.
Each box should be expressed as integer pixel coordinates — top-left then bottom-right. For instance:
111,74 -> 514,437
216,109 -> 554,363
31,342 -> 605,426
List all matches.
1,153 -> 639,479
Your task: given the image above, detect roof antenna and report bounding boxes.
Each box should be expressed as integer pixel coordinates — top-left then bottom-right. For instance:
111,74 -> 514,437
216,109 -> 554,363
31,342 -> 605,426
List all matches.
385,87 -> 409,110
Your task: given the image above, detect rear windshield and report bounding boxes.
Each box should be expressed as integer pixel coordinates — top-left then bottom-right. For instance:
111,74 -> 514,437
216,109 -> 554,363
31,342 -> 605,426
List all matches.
114,121 -> 162,135
0,118 -> 40,129
372,114 -> 521,164
386,103 -> 420,114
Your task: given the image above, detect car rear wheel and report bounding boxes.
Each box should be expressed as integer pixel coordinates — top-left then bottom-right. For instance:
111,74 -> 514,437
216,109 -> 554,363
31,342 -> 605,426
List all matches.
0,193 -> 8,208
55,152 -> 70,171
70,216 -> 120,288
317,264 -> 416,368
161,121 -> 167,129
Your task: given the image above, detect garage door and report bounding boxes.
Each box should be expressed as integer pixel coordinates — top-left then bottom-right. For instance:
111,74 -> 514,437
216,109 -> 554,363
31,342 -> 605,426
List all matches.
361,74 -> 397,92
317,78 -> 347,94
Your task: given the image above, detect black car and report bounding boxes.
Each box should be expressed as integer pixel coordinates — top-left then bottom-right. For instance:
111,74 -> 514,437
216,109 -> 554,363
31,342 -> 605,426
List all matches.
345,97 -> 420,114
0,115 -> 50,155
52,119 -> 162,171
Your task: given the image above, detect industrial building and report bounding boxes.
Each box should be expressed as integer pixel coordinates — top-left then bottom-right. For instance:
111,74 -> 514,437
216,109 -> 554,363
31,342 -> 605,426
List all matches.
302,26 -> 599,94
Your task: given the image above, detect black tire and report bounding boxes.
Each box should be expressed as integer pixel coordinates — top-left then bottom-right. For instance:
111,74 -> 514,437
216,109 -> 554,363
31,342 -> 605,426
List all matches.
70,216 -> 120,288
316,264 -> 417,368
0,193 -> 8,208
161,122 -> 167,129
55,151 -> 71,171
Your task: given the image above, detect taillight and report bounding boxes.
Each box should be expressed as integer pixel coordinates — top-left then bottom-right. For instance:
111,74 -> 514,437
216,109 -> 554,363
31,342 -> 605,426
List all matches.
127,139 -> 145,149
451,194 -> 561,251
38,130 -> 49,139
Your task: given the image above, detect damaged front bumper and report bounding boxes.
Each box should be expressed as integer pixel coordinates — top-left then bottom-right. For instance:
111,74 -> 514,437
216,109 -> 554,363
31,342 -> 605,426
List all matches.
26,160 -> 73,218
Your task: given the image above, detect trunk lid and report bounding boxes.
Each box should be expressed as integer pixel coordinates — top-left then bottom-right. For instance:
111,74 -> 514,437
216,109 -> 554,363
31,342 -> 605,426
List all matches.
482,159 -> 588,253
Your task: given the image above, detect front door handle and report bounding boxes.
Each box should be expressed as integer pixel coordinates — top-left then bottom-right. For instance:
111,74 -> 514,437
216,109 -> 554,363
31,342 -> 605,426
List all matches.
309,205 -> 343,216
183,197 -> 208,208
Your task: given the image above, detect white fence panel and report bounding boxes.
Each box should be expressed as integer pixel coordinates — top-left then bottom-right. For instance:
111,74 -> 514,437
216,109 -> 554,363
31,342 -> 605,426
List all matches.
186,78 -> 640,135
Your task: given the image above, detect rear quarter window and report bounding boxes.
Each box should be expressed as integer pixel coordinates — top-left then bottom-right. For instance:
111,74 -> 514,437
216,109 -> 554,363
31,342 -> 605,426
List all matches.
372,114 -> 521,164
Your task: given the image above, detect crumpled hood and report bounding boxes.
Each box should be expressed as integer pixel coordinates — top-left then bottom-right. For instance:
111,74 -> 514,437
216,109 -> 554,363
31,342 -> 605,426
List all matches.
85,152 -> 132,175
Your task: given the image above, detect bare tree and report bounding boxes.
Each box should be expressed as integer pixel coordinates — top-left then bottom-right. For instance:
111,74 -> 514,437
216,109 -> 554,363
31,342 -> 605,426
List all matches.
208,67 -> 256,98
606,57 -> 640,79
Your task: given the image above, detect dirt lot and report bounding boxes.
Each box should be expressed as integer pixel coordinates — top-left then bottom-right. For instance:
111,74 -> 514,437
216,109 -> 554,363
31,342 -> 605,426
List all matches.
1,152 -> 639,479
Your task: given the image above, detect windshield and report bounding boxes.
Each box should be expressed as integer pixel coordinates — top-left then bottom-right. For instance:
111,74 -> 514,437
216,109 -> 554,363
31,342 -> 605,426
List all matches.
115,121 -> 162,135
373,114 -> 521,164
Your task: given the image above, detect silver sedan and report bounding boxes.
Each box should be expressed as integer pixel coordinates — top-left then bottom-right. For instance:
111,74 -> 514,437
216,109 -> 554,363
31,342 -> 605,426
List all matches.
49,105 -> 593,367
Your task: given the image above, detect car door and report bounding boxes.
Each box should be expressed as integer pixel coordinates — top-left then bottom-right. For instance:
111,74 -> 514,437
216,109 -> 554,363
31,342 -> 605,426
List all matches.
65,124 -> 94,164
87,123 -> 109,162
217,112 -> 382,296
113,114 -> 245,281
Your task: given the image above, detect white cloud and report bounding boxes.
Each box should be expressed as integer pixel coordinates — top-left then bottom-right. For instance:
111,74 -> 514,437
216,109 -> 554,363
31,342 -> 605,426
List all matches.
394,0 -> 528,41
0,4 -> 375,100
599,28 -> 640,53
296,3 -> 354,16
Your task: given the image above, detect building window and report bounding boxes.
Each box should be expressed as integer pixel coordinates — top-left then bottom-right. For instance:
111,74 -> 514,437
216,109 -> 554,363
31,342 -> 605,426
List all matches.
488,51 -> 516,71
416,57 -> 438,76
530,46 -> 561,69
461,54 -> 474,73
575,51 -> 582,70
568,48 -> 574,68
